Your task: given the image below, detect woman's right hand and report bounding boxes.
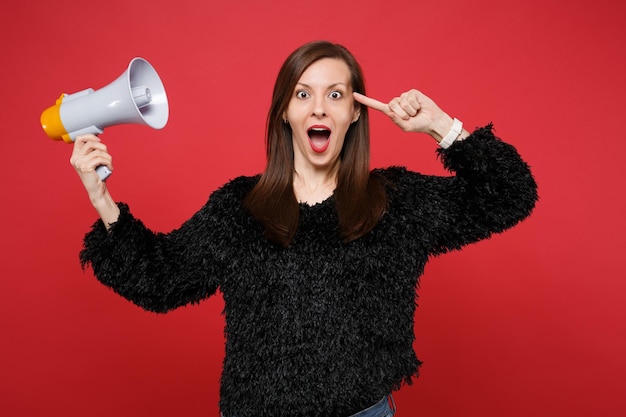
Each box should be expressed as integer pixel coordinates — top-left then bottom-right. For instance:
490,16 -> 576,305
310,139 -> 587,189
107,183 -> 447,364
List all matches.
70,134 -> 120,227
70,134 -> 112,198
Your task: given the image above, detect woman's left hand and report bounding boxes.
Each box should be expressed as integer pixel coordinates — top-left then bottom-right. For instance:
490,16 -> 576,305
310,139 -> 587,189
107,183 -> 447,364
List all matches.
353,90 -> 460,143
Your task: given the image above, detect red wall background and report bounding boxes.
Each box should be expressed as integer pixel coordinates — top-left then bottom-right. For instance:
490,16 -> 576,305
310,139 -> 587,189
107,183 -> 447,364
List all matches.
1,1 -> 625,416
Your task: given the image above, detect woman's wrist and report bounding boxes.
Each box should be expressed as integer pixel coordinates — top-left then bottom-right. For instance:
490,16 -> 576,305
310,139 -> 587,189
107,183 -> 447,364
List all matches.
91,190 -> 120,228
430,114 -> 470,147
428,114 -> 455,143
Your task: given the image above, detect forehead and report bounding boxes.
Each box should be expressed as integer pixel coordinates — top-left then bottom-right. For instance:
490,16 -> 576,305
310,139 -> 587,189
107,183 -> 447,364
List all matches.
297,58 -> 352,86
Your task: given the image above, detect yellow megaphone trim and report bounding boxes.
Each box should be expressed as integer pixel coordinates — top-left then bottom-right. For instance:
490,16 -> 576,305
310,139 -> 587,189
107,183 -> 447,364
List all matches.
40,94 -> 73,143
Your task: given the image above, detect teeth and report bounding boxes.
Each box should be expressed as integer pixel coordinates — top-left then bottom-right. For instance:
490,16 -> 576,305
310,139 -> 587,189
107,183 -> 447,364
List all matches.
308,127 -> 331,140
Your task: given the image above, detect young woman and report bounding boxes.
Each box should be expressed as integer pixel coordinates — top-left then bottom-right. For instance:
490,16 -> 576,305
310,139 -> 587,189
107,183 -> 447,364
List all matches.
72,41 -> 537,417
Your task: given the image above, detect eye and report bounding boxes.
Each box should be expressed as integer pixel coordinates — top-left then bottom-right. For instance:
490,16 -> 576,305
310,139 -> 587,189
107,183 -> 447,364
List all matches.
328,90 -> 343,100
296,90 -> 310,99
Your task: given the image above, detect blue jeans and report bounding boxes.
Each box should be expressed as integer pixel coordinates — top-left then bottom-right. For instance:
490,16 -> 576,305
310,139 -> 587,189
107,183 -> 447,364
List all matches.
349,395 -> 396,417
221,394 -> 396,417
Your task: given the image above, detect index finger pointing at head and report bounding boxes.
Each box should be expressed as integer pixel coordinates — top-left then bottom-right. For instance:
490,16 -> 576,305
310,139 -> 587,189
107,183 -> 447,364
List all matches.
353,92 -> 390,114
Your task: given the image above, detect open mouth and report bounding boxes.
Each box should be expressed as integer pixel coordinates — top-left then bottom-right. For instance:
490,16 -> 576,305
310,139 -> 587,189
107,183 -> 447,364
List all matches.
307,126 -> 331,153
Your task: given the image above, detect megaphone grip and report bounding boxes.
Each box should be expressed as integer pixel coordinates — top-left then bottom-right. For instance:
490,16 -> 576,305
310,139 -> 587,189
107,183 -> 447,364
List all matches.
96,165 -> 112,181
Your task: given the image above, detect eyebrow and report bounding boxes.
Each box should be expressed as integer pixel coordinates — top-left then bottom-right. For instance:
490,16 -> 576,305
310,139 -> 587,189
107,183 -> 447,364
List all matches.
296,82 -> 349,89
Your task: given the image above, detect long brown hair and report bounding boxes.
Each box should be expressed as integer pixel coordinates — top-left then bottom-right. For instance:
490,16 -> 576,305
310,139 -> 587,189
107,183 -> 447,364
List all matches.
245,40 -> 388,247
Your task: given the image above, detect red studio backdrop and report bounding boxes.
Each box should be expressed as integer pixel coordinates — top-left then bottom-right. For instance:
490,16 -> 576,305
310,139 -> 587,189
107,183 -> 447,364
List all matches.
1,1 -> 625,416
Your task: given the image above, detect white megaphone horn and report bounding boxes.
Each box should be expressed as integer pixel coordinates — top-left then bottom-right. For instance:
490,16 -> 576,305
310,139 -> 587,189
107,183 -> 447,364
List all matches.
40,57 -> 169,180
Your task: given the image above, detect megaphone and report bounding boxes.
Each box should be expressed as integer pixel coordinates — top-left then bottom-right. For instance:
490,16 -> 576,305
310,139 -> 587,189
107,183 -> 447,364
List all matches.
40,57 -> 169,180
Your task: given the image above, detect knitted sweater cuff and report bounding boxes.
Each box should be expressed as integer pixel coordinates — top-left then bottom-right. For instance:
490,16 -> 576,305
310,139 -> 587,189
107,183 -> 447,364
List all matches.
79,202 -> 145,269
436,123 -> 512,175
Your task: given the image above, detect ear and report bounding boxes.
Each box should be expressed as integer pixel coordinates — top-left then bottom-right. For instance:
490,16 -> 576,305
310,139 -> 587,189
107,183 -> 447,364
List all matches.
352,105 -> 361,124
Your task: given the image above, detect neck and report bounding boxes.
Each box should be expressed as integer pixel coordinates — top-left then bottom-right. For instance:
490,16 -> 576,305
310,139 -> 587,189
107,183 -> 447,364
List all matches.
293,164 -> 339,205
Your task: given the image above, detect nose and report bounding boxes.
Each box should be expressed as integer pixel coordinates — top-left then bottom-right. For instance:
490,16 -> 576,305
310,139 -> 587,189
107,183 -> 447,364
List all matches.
312,96 -> 326,118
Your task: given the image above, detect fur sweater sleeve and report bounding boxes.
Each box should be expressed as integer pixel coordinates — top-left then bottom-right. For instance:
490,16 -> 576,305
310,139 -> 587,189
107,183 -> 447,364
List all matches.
380,124 -> 538,255
79,177 -> 254,313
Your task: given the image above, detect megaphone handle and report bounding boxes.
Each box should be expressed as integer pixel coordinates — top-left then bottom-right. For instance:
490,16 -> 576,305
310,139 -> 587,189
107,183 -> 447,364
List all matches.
96,165 -> 112,181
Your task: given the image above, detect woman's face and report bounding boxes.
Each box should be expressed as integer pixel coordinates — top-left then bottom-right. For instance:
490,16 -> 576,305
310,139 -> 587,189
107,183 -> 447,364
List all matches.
284,58 -> 360,175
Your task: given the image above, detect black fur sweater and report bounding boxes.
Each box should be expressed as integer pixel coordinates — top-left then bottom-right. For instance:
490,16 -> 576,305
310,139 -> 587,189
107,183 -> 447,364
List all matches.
80,125 -> 537,417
